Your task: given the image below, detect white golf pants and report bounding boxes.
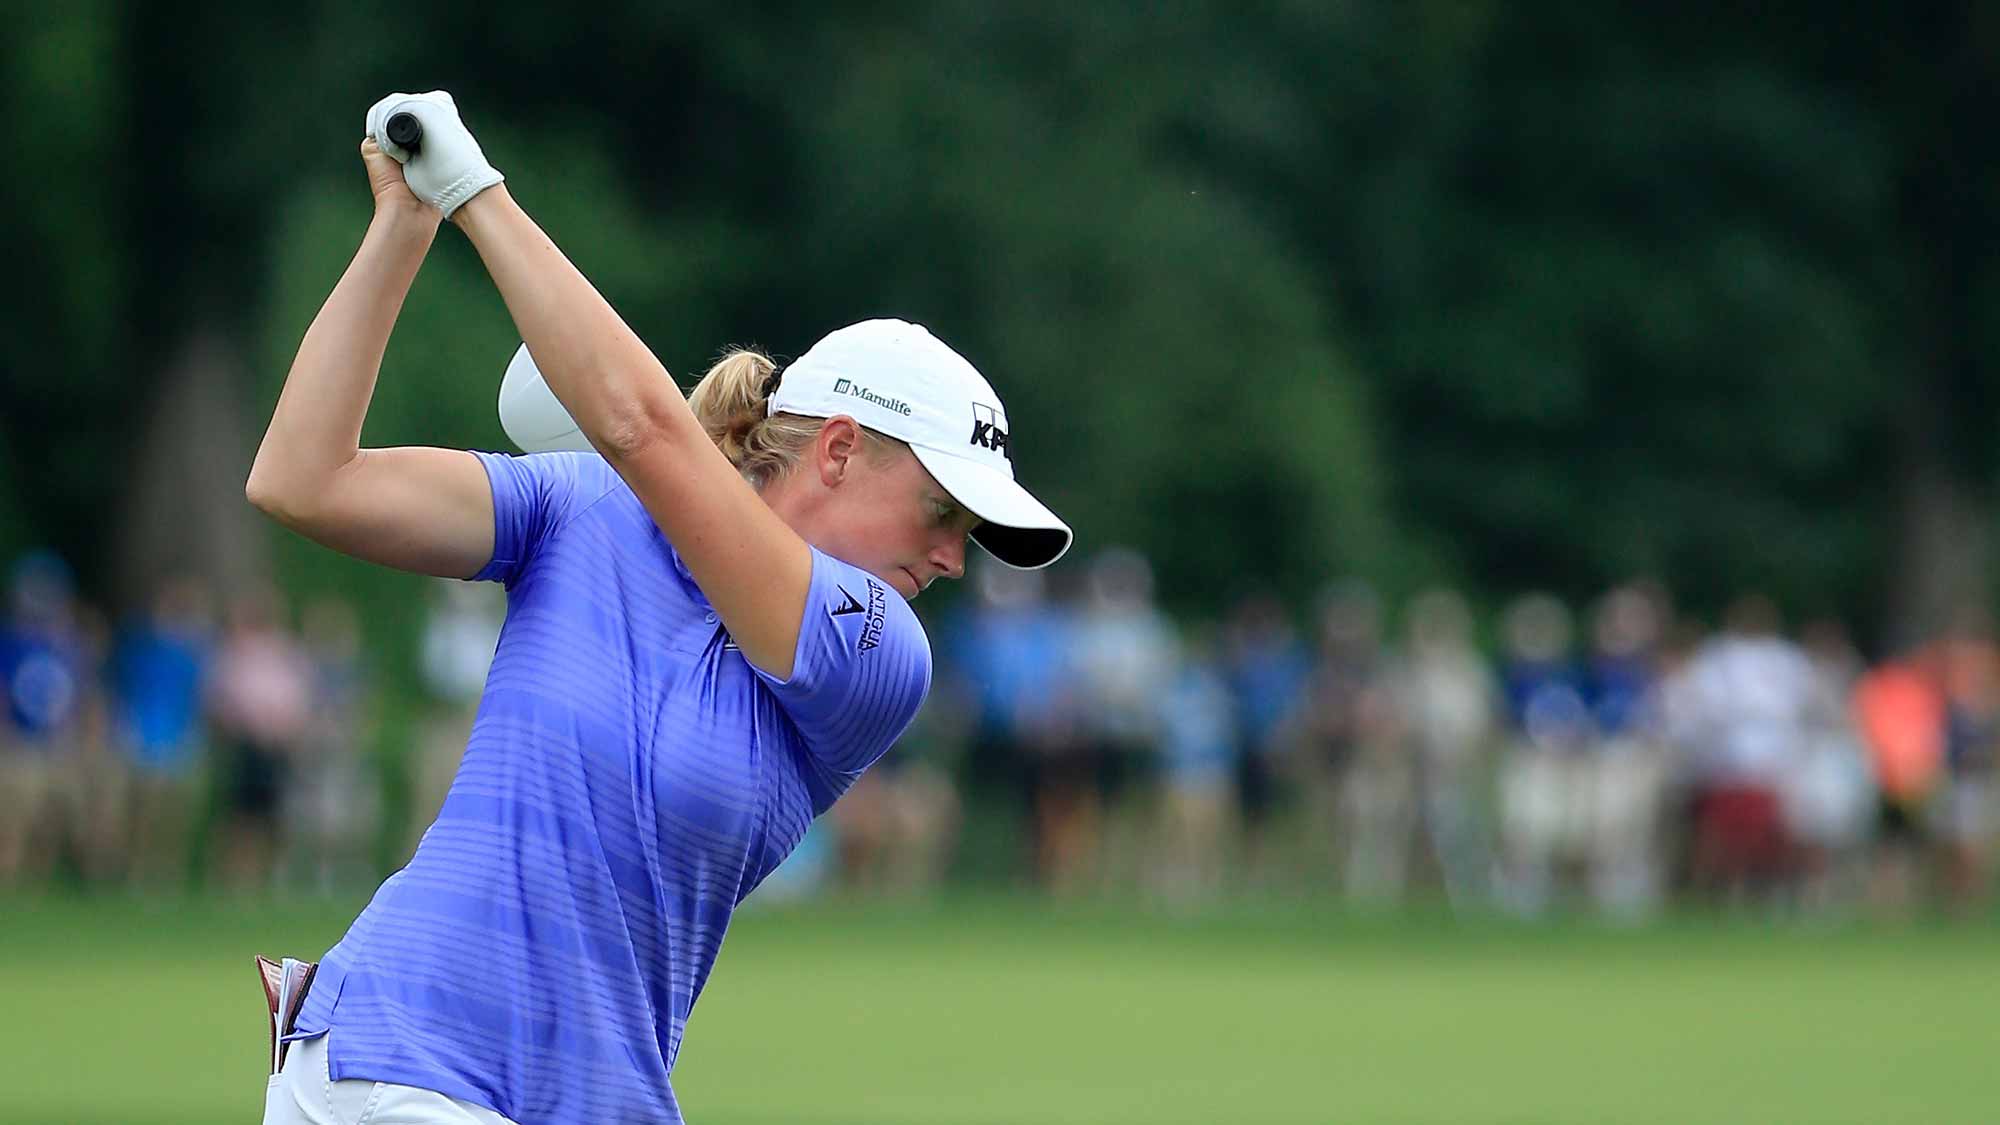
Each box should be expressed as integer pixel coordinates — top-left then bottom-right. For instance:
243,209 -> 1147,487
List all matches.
262,1034 -> 520,1125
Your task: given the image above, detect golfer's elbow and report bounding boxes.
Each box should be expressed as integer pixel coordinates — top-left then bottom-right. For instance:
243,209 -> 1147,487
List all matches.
593,387 -> 699,465
245,450 -> 332,529
245,464 -> 306,526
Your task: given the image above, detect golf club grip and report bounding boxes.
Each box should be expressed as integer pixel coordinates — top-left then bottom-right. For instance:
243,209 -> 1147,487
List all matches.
386,111 -> 423,154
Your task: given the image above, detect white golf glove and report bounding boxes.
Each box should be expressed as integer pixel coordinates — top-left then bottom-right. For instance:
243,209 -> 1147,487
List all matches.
365,90 -> 504,218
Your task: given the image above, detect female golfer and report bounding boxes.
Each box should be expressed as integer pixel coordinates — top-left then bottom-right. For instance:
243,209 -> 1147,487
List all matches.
248,91 -> 1070,1124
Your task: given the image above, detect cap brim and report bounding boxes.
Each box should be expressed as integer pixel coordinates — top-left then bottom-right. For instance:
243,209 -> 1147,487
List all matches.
912,446 -> 1073,569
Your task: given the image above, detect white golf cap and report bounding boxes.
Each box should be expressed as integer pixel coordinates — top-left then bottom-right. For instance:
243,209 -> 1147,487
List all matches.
770,319 -> 1072,570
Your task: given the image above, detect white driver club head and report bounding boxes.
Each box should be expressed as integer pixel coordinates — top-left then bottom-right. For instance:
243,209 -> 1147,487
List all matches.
496,343 -> 592,453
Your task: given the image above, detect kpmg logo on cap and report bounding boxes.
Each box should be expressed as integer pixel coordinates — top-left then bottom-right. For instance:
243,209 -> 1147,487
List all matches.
831,378 -> 914,417
970,403 -> 1010,458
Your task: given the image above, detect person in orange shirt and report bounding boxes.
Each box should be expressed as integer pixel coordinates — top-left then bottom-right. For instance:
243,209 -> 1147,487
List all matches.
1851,650 -> 1945,911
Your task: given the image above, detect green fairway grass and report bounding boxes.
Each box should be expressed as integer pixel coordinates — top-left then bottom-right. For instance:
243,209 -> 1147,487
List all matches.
0,893 -> 1993,1124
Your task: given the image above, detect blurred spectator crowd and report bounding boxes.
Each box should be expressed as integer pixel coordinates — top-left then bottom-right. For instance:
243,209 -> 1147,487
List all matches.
5,543 -> 1998,920
881,549 -> 2000,920
0,550 -> 495,895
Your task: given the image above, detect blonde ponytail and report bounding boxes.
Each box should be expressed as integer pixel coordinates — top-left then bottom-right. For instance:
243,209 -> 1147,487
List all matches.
687,346 -> 907,489
684,349 -> 813,489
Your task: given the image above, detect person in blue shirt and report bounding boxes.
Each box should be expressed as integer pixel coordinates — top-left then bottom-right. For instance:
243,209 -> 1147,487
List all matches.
108,575 -> 213,889
1221,592 -> 1311,880
246,92 -> 1072,1125
0,550 -> 89,886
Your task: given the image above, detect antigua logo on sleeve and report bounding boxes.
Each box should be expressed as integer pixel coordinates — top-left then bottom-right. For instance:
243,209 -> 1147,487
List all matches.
858,579 -> 888,652
832,586 -> 866,617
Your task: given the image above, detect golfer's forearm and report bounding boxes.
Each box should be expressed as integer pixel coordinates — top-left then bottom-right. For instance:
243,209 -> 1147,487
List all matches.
248,208 -> 437,510
452,186 -> 700,459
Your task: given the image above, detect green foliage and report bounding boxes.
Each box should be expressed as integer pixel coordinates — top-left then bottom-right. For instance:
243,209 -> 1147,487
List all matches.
0,0 -> 130,572
0,452 -> 26,563
761,6 -> 1395,603
4,2 -> 1996,631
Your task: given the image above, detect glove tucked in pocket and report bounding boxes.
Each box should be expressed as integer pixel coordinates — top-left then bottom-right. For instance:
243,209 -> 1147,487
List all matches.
255,955 -> 319,1074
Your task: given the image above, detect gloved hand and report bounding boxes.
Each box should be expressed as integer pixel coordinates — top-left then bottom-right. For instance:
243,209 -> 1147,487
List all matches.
364,91 -> 504,218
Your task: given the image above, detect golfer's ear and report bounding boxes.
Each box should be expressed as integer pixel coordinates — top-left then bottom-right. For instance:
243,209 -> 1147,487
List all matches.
816,417 -> 865,487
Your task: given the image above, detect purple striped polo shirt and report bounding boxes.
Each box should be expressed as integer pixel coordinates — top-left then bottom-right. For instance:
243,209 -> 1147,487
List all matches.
291,450 -> 932,1123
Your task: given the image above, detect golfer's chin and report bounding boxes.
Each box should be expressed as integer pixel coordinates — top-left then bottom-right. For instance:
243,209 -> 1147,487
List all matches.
882,566 -> 921,601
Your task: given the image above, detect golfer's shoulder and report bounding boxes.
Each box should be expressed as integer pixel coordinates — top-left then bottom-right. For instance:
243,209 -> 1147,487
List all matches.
810,550 -> 933,665
509,450 -> 632,523
476,447 -> 610,498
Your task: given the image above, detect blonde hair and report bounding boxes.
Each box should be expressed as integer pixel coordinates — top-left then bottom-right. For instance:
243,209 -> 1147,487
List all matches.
686,347 -> 902,489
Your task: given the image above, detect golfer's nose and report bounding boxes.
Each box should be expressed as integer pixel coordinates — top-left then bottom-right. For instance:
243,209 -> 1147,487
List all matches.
930,534 -> 966,582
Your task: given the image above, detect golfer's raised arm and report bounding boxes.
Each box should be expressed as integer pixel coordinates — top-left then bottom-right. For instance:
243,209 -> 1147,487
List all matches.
450,186 -> 812,676
245,139 -> 495,580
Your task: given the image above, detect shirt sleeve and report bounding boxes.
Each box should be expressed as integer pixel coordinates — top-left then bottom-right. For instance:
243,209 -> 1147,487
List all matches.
467,451 -> 616,587
752,549 -> 933,792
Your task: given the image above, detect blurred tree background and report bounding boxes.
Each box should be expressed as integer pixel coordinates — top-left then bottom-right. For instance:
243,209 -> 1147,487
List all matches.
3,0 -> 1996,654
